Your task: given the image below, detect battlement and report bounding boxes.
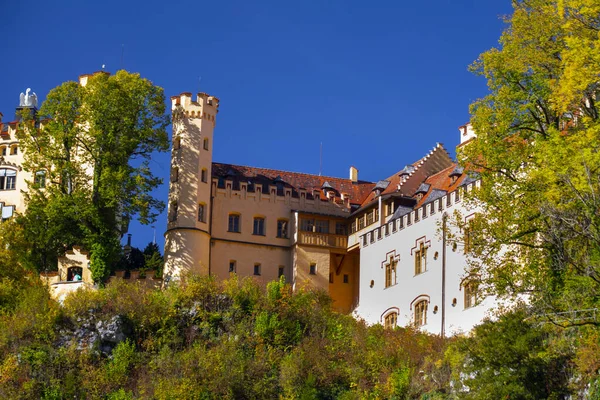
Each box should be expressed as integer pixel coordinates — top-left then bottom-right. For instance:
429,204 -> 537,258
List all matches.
358,179 -> 480,249
170,92 -> 220,117
212,178 -> 352,216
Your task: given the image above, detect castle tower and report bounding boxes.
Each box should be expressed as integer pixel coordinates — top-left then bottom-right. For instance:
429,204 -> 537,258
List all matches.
163,92 -> 219,280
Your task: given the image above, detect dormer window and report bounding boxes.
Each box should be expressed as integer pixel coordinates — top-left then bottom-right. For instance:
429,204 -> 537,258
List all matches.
449,166 -> 464,184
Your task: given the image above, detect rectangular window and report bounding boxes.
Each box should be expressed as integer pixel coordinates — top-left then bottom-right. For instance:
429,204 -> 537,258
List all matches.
392,220 -> 397,232
278,266 -> 285,278
399,217 -> 404,229
464,281 -> 478,309
438,199 -> 444,212
335,222 -> 347,235
315,219 -> 329,234
377,228 -> 382,240
446,194 -> 452,207
254,263 -> 261,276
198,204 -> 205,222
422,206 -> 427,218
385,223 -> 389,236
366,211 -> 374,226
358,216 -> 365,230
362,235 -> 367,246
385,260 -> 396,288
407,213 -> 412,226
455,189 -> 461,202
309,263 -> 316,275
464,221 -> 474,254
35,171 -> 46,188
169,202 -> 178,222
201,169 -> 208,183
228,214 -> 240,232
300,218 -> 314,232
253,217 -> 265,235
415,209 -> 420,222
430,202 -> 435,215
277,219 -> 288,238
374,208 -> 379,222
350,221 -> 357,234
229,261 -> 236,273
415,243 -> 426,275
203,138 -> 209,150
343,274 -> 349,284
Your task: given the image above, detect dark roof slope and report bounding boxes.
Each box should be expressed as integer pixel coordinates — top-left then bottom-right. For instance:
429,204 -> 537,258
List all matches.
212,162 -> 374,205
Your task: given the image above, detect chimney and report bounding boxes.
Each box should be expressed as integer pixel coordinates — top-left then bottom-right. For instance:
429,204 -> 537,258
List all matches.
349,166 -> 358,183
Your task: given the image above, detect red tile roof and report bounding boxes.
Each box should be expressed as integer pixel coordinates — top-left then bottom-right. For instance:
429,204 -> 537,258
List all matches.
212,162 -> 375,205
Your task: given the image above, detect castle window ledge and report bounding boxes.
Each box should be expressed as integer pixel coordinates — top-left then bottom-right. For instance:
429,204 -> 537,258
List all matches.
413,270 -> 429,278
383,283 -> 398,290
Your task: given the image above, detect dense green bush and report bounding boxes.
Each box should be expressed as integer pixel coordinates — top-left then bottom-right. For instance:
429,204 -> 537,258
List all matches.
0,276 -> 453,399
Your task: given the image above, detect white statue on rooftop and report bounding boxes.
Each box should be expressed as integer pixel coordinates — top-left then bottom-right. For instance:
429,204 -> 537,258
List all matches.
19,88 -> 38,108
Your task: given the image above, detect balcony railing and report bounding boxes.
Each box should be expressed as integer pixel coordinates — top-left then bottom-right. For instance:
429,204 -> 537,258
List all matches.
298,231 -> 348,249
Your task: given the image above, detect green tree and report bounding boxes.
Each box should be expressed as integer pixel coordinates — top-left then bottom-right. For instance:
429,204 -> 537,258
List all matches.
447,307 -> 572,399
17,71 -> 169,280
458,0 -> 600,321
142,241 -> 164,277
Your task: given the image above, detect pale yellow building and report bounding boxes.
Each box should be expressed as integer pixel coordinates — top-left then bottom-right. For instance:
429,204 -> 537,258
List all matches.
163,91 -> 381,311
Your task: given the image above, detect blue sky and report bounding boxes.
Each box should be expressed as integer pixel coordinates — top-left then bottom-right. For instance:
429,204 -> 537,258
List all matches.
0,0 -> 512,250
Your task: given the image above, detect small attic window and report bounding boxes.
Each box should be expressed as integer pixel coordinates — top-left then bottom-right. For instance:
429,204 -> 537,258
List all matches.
449,166 -> 464,184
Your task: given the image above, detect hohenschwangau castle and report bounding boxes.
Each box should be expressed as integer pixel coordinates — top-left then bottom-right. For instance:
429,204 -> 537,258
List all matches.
1,72 -> 500,335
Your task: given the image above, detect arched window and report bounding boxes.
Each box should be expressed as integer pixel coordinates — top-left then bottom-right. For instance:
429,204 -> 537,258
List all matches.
0,168 -> 17,190
384,312 -> 398,329
34,170 -> 46,188
414,300 -> 428,327
0,146 -> 6,156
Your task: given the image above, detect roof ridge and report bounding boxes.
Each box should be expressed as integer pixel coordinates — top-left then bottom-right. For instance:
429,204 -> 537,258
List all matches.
212,161 -> 375,184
